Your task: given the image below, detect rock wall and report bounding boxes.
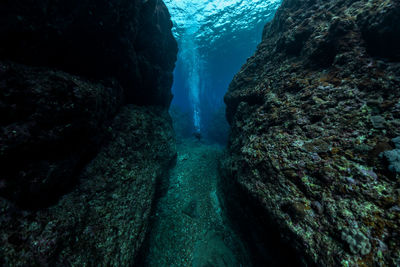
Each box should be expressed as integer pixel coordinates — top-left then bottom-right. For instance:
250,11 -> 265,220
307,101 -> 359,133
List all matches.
0,0 -> 177,265
223,0 -> 400,266
1,106 -> 176,265
0,62 -> 123,208
0,0 -> 177,107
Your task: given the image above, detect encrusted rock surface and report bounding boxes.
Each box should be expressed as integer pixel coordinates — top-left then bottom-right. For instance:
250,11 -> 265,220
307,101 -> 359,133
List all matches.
0,106 -> 176,265
223,0 -> 400,266
0,0 -> 177,265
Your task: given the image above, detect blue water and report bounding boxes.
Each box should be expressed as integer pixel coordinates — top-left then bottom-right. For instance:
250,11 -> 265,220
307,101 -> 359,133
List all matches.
142,1 -> 282,266
165,0 -> 282,144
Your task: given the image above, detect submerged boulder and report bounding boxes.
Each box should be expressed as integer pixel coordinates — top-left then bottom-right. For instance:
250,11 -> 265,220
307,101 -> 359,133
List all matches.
224,0 -> 400,266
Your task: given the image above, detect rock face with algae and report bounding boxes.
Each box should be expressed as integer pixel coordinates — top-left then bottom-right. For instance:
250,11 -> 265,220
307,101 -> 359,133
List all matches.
223,0 -> 400,266
1,106 -> 176,265
0,0 -> 177,265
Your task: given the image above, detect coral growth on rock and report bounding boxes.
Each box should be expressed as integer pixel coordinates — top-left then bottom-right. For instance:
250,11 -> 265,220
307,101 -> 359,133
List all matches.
381,137 -> 400,174
223,0 -> 400,266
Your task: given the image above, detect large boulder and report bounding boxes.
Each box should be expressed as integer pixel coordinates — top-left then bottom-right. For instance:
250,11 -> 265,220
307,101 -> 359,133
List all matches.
0,0 -> 177,107
223,0 -> 400,266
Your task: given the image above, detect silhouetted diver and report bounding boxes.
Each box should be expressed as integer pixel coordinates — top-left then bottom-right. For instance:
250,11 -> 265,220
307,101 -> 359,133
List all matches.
193,131 -> 202,141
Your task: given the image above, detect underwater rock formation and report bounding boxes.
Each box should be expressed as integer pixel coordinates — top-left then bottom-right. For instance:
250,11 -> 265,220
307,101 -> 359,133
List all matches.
223,0 -> 400,266
0,106 -> 176,265
0,62 -> 123,208
0,0 -> 177,265
0,0 -> 177,107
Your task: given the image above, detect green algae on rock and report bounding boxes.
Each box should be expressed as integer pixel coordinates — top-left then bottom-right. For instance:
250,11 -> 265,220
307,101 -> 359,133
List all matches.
380,137 -> 400,174
0,106 -> 176,265
223,0 -> 400,266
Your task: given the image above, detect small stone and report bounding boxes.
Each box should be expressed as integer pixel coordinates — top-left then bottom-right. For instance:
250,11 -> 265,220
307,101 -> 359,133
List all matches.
311,201 -> 324,215
282,202 -> 307,221
182,199 -> 199,219
392,136 -> 400,149
370,115 -> 385,129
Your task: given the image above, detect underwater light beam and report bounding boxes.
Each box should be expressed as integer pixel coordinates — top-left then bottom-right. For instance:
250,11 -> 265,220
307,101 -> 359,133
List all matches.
180,16 -> 202,133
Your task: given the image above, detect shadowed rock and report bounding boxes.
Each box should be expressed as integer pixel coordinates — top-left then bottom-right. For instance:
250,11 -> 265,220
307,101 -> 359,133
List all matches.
0,0 -> 177,107
183,198 -> 200,219
0,0 -> 178,265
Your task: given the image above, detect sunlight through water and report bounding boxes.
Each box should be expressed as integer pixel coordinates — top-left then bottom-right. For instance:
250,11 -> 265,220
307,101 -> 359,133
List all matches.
164,0 -> 282,138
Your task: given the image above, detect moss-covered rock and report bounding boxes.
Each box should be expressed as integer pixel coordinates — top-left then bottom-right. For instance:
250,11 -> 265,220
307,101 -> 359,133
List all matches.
223,0 -> 400,266
0,106 -> 176,265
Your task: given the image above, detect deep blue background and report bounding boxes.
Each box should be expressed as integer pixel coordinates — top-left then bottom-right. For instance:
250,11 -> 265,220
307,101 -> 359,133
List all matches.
169,9 -> 277,145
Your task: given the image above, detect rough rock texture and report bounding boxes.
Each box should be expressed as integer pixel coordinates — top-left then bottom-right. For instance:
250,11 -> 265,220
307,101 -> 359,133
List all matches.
223,0 -> 400,266
0,0 -> 177,208
0,62 -> 123,208
0,0 -> 177,107
0,106 -> 176,265
0,0 -> 177,265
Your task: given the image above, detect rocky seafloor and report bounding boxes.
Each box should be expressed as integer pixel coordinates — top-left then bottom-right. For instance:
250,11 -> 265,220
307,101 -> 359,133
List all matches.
0,0 -> 177,265
223,0 -> 400,266
142,138 -> 250,267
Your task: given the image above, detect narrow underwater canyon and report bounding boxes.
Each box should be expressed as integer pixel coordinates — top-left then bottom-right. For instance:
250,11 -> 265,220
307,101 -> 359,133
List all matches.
0,0 -> 399,266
